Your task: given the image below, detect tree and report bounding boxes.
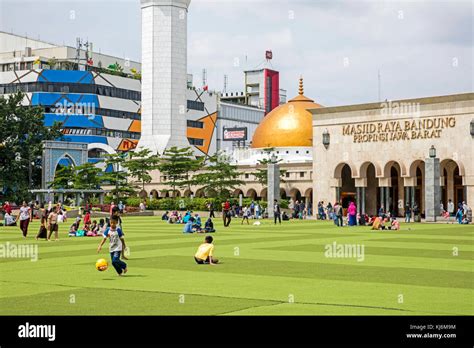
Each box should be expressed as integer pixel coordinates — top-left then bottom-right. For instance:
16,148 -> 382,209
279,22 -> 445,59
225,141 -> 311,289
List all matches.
48,162 -> 103,190
123,148 -> 160,192
48,165 -> 75,190
73,162 -> 103,189
102,152 -> 135,198
251,148 -> 286,187
0,92 -> 63,202
194,152 -> 244,199
47,57 -> 57,69
157,146 -> 203,197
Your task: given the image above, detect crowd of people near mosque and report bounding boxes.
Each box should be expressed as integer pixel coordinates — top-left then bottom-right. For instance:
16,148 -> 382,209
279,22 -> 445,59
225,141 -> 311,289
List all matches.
314,198 -> 471,229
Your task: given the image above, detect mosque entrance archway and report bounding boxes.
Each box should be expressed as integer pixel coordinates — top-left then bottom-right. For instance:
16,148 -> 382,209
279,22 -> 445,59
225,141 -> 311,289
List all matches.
42,141 -> 88,190
340,164 -> 356,210
365,163 -> 379,216
441,159 -> 465,210
290,188 -> 302,202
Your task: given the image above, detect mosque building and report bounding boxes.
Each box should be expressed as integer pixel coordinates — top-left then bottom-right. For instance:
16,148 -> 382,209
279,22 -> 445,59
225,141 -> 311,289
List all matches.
233,77 -> 321,165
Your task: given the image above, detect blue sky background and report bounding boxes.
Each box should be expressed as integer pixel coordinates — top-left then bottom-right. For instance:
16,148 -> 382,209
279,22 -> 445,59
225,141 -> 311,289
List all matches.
1,0 -> 472,106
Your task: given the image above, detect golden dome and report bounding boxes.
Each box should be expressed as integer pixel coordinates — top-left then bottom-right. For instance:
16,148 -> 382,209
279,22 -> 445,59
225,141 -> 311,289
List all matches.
251,77 -> 323,148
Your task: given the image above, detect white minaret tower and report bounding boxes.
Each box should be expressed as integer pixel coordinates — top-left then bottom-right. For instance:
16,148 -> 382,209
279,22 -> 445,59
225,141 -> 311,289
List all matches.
139,0 -> 191,154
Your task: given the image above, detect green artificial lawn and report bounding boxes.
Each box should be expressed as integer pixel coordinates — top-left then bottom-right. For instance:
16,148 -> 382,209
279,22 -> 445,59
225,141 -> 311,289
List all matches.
0,217 -> 472,315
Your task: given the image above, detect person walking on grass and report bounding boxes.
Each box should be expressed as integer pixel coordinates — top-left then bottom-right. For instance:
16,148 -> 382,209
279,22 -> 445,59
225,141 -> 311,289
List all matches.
222,199 -> 231,227
207,201 -> 215,218
347,201 -> 357,226
18,201 -> 32,238
97,216 -> 128,276
447,199 -> 455,217
255,202 -> 261,219
241,206 -> 250,225
47,206 -> 60,241
335,202 -> 343,227
36,204 -> 48,240
273,199 -> 281,225
405,203 -> 412,223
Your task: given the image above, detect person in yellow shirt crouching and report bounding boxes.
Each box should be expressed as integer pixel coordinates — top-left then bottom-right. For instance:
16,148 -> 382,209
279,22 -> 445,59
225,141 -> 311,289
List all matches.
194,236 -> 219,265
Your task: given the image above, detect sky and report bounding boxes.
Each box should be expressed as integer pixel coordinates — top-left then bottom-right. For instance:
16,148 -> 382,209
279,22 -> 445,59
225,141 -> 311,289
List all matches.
0,0 -> 472,106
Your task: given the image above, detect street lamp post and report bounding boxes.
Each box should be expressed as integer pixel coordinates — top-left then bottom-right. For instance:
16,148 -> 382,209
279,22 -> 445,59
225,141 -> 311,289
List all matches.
425,145 -> 440,222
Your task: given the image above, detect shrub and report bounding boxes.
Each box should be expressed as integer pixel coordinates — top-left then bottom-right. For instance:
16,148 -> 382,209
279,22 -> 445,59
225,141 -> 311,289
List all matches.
102,195 -> 289,211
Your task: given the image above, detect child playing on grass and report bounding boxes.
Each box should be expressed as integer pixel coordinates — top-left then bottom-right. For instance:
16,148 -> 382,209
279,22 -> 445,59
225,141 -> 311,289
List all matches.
97,216 -> 128,276
68,222 -> 77,237
194,235 -> 218,265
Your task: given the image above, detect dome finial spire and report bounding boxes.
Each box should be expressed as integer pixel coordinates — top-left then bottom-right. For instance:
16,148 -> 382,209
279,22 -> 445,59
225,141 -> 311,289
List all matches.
298,76 -> 304,95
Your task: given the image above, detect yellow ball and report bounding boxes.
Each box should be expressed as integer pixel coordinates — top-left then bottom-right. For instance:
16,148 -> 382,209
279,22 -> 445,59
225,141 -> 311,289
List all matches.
95,258 -> 108,272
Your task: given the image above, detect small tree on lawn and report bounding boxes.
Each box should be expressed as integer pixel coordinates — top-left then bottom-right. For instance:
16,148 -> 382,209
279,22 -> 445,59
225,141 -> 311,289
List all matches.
48,165 -> 75,189
103,152 -> 136,198
157,146 -> 203,197
194,152 -> 244,199
123,148 -> 160,192
73,162 -> 104,190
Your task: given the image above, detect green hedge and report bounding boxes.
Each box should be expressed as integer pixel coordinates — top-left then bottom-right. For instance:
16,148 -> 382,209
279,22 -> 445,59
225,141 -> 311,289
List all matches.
107,196 -> 289,211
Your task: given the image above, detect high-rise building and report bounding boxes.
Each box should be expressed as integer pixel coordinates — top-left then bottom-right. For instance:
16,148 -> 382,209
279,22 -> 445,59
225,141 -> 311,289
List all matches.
0,31 -> 141,169
221,68 -> 287,113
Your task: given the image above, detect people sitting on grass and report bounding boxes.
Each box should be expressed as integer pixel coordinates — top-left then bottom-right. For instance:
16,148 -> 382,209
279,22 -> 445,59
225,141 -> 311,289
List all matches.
371,216 -> 382,230
4,212 -> 17,226
461,206 -> 472,224
183,211 -> 192,224
98,218 -> 106,231
162,211 -> 169,221
390,218 -> 400,230
167,211 -> 176,223
89,220 -> 98,233
183,218 -> 193,233
194,235 -> 218,265
358,213 -> 368,226
367,215 -> 376,226
73,216 -> 81,230
204,218 -> 215,233
192,213 -> 202,232
282,211 -> 290,221
68,223 -> 78,237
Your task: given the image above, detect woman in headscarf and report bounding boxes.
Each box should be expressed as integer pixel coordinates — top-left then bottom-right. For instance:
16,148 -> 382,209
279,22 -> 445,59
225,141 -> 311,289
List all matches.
347,201 -> 357,226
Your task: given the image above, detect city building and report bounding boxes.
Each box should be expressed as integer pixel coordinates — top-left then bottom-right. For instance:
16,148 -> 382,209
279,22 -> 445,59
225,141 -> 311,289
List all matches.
0,32 -> 142,170
220,67 -> 287,112
0,30 -> 266,163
